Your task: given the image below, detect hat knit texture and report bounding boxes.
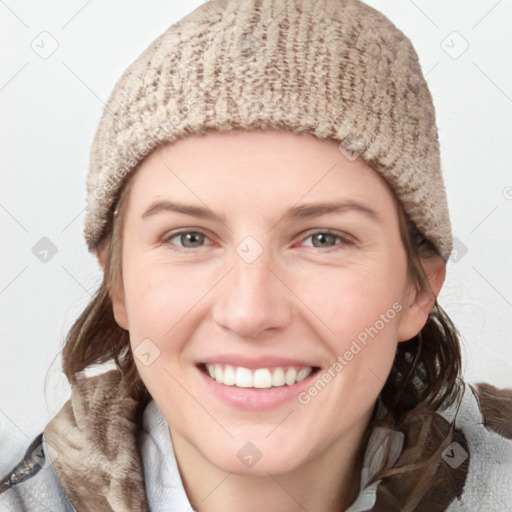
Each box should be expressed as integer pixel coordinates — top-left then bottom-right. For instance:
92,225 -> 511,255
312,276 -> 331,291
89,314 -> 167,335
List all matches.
84,0 -> 453,262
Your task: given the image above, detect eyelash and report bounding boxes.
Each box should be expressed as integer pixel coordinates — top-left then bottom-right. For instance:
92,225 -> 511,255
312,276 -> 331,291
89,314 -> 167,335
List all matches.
161,229 -> 354,252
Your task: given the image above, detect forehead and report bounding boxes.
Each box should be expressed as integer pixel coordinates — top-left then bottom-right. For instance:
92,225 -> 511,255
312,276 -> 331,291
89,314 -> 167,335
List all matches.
124,129 -> 398,219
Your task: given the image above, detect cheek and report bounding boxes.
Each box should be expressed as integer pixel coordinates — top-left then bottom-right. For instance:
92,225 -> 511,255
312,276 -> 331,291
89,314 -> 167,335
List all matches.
122,259 -> 209,397
291,263 -> 404,400
294,264 -> 405,344
122,257 -> 213,341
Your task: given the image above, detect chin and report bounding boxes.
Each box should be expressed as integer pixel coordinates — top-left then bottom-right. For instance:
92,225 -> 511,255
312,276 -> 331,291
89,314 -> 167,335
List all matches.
202,439 -> 310,477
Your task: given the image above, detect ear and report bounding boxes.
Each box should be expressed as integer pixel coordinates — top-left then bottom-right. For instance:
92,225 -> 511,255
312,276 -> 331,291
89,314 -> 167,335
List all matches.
397,254 -> 446,342
95,243 -> 130,331
111,289 -> 129,331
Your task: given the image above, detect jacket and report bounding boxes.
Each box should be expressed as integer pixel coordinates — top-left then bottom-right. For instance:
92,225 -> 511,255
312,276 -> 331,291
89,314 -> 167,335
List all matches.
1,369 -> 511,511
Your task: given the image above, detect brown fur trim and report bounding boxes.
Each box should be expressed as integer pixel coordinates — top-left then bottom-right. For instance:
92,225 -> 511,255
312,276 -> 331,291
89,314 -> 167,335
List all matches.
43,370 -> 149,511
471,382 -> 512,440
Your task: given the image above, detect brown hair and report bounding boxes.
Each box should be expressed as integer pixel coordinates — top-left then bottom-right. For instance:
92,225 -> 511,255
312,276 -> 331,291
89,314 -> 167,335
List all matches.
382,206 -> 463,420
62,172 -> 149,403
61,162 -> 464,509
365,197 -> 466,510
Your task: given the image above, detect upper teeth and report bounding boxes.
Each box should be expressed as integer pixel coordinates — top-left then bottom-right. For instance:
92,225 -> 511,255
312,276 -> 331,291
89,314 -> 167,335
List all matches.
205,364 -> 313,388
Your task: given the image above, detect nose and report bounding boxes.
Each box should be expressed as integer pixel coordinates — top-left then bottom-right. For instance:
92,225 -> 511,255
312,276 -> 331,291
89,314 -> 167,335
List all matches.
211,249 -> 295,339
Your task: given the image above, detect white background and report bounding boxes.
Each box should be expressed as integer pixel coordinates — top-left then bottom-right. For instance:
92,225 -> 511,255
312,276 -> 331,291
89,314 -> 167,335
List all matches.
1,0 -> 511,471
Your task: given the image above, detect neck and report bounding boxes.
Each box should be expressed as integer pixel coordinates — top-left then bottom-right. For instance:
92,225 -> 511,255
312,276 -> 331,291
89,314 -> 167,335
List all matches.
169,408 -> 374,512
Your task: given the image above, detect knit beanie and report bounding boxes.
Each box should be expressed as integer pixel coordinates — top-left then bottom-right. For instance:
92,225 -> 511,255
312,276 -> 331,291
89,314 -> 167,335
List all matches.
83,0 -> 453,262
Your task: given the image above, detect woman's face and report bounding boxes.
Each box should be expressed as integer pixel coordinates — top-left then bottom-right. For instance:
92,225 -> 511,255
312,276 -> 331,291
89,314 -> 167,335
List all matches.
109,129 -> 438,475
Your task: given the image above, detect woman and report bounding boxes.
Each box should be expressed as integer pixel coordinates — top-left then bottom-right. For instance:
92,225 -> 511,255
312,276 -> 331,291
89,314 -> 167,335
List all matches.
1,0 -> 511,511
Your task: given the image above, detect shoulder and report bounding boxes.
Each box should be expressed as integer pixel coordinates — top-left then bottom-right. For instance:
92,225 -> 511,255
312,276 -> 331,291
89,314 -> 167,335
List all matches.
365,380 -> 512,511
470,381 -> 512,439
453,380 -> 512,450
0,369 -> 138,512
0,433 -> 76,511
444,380 -> 512,512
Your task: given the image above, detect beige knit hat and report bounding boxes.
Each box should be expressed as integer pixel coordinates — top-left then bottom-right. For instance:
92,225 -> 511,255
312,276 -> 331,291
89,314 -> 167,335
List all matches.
84,0 -> 453,262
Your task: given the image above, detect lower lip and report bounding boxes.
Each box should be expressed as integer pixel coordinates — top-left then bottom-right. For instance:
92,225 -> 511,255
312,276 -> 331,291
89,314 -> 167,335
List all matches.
196,365 -> 319,411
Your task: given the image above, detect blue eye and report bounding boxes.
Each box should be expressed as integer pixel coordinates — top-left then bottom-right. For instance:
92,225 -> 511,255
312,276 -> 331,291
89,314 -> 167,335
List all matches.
164,231 -> 210,249
301,231 -> 352,249
162,229 -> 352,251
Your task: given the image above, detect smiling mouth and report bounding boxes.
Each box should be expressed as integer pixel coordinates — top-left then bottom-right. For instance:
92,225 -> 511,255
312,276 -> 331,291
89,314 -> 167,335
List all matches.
198,363 -> 321,389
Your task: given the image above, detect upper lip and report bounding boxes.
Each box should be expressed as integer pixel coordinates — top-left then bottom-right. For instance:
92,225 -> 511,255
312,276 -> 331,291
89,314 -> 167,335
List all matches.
199,354 -> 319,370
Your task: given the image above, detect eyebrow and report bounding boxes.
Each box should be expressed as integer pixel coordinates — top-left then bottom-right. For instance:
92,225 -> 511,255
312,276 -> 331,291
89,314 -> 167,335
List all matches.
141,200 -> 382,224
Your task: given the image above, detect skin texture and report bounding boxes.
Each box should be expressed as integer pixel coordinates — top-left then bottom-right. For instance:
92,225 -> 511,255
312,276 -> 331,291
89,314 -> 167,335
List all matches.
97,129 -> 446,512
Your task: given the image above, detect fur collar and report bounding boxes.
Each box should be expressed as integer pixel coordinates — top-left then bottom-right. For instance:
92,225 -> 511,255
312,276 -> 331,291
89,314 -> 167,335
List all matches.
41,370 -> 512,511
44,370 -> 150,511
